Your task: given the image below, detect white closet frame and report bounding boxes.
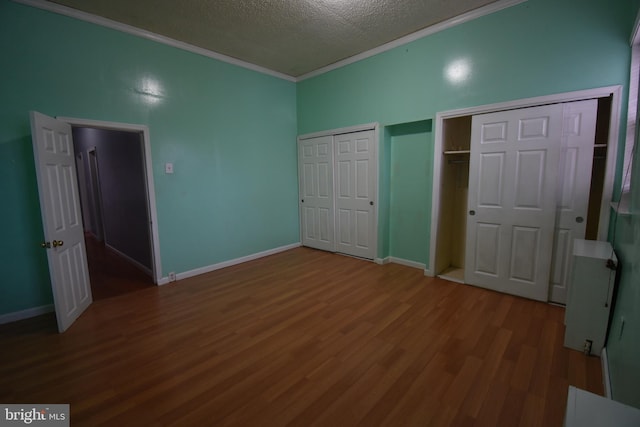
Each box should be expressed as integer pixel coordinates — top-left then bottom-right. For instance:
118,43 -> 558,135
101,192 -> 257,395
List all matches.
298,122 -> 380,260
427,85 -> 623,277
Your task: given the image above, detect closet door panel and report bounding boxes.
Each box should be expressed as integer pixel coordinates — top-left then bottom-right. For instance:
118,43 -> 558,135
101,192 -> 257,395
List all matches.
466,103 -> 563,301
299,135 -> 335,252
549,99 -> 598,304
334,130 -> 376,259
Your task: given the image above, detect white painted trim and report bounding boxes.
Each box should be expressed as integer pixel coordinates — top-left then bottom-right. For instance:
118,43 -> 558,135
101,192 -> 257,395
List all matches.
374,257 -> 390,265
105,243 -> 153,276
11,0 -> 296,82
166,243 -> 301,283
429,86 -> 623,279
298,0 -> 527,81
157,276 -> 171,286
57,116 -> 163,285
602,347 -> 612,399
388,257 -> 426,270
631,6 -> 640,45
298,122 -> 378,141
372,125 -> 380,261
12,0 -> 526,83
600,86 -> 623,241
424,268 -> 434,277
433,86 -> 622,118
0,305 -> 54,325
437,273 -> 465,285
86,146 -> 106,242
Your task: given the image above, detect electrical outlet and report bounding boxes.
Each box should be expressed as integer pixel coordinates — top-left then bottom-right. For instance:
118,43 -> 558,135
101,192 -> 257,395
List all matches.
168,272 -> 176,282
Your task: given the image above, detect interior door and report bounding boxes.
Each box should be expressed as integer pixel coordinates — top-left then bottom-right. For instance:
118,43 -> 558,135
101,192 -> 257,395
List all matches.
30,111 -> 92,332
298,135 -> 335,252
549,99 -> 598,303
334,130 -> 377,259
465,104 -> 563,301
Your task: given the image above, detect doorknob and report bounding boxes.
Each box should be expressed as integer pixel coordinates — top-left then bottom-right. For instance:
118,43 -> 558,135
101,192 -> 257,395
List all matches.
575,216 -> 584,223
40,241 -> 51,249
370,201 -> 374,206
301,199 -> 304,203
469,210 -> 476,216
52,240 -> 64,248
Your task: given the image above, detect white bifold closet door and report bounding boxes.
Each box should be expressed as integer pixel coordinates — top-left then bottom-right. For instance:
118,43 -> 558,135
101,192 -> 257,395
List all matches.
465,100 -> 597,302
298,130 -> 377,259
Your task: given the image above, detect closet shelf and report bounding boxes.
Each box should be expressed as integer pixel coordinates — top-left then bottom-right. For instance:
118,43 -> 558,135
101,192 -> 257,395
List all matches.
593,144 -> 607,148
443,150 -> 470,155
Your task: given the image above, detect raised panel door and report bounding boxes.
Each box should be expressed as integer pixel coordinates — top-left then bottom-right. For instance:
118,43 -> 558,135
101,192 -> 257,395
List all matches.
466,104 -> 563,301
31,111 -> 93,332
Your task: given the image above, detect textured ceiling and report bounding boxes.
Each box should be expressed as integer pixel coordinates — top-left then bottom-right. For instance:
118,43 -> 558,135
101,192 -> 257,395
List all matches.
47,0 -> 501,78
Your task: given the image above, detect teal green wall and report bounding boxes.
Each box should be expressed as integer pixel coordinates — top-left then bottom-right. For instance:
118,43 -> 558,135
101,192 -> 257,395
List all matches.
607,0 -> 640,405
608,166 -> 640,408
298,0 -> 634,263
386,121 -> 432,264
0,0 -> 298,315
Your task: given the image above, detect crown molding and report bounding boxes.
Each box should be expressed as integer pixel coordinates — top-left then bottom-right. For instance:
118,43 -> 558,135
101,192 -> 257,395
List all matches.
11,0 -> 297,82
13,0 -> 527,83
297,0 -> 527,81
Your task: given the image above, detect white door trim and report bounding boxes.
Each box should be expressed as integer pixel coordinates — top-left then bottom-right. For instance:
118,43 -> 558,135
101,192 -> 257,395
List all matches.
427,85 -> 622,277
298,122 -> 379,140
57,116 -> 163,284
87,147 -> 105,242
298,122 -> 379,260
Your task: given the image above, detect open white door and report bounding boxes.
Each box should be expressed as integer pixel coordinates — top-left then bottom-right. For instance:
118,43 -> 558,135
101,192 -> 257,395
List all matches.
465,104 -> 563,301
30,111 -> 92,332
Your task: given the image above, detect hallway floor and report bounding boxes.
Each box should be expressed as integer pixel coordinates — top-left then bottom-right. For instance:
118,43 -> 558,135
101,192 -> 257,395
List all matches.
85,234 -> 154,300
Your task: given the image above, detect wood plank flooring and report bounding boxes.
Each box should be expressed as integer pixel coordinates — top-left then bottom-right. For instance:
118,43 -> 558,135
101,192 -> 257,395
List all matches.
0,247 -> 603,426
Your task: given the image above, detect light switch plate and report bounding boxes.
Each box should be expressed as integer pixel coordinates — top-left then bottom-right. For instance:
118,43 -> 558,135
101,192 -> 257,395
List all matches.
165,162 -> 174,174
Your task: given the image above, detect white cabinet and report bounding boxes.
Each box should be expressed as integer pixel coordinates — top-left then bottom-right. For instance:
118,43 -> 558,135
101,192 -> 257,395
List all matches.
564,239 -> 617,355
564,386 -> 640,427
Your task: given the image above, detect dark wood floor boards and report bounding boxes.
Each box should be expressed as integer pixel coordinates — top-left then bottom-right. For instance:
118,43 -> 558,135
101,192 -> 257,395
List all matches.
0,247 -> 603,426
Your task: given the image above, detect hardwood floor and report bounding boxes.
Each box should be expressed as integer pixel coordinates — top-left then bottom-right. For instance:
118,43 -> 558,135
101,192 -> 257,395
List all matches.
84,235 -> 154,300
0,247 -> 603,426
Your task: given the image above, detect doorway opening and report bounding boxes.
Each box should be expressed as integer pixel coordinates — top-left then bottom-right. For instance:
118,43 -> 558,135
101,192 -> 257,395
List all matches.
61,117 -> 163,300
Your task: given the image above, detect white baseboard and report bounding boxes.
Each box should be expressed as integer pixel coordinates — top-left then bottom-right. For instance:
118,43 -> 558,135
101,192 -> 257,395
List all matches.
159,242 -> 301,284
0,304 -> 54,325
374,256 -> 426,270
105,243 -> 153,276
388,257 -> 426,270
424,268 -> 434,277
601,347 -> 612,398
